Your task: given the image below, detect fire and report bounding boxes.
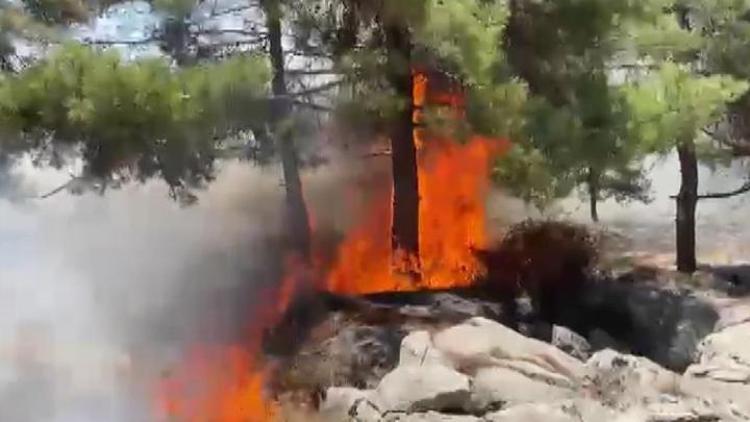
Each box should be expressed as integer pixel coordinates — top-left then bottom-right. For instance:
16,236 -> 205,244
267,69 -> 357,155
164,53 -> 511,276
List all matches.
155,69 -> 509,420
326,71 -> 509,294
326,135 -> 507,294
155,270 -> 301,422
156,347 -> 278,422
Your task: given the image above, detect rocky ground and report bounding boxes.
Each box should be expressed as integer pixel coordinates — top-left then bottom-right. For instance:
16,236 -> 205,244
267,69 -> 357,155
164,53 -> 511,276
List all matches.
271,268 -> 750,421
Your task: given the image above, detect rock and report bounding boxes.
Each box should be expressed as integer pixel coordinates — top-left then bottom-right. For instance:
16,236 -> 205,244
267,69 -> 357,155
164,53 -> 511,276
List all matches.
588,328 -> 629,353
278,314 -> 406,391
385,412 -> 482,422
432,317 -> 588,383
586,349 -> 680,408
375,364 -> 472,413
681,323 -> 750,417
679,377 -> 750,420
399,331 -> 449,367
470,366 -> 575,410
427,293 -> 503,320
713,298 -> 750,331
685,321 -> 750,384
319,387 -> 381,422
484,403 -> 576,422
578,279 -> 718,372
552,325 -> 591,360
613,394 -> 742,422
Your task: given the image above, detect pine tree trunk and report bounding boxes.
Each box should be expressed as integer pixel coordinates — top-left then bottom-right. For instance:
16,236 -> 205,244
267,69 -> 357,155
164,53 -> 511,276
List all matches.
676,141 -> 698,273
587,167 -> 600,223
384,24 -> 420,270
163,16 -> 192,66
263,0 -> 311,260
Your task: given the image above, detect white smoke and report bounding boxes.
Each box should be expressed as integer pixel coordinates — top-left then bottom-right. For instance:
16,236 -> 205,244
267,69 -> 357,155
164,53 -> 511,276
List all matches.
0,158 -> 314,422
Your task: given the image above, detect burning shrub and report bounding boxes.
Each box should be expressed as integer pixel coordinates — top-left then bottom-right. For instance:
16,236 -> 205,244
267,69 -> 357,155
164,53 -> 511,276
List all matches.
475,220 -> 599,322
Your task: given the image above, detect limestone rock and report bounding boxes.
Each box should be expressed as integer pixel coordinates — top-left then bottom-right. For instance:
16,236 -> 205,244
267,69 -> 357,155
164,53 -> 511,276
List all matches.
375,364 -> 471,413
399,331 -> 450,367
484,402 -> 582,422
432,317 -> 587,383
319,387 -> 380,422
586,349 -> 680,407
470,366 -> 575,410
552,325 -> 591,360
386,411 -> 482,422
685,321 -> 750,384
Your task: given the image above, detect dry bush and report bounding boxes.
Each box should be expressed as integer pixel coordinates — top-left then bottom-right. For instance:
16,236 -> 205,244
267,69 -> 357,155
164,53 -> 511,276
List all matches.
476,219 -> 600,320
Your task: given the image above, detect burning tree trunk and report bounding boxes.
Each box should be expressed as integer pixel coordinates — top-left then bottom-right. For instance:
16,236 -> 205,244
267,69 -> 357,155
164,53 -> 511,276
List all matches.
384,23 -> 421,276
263,0 -> 311,260
676,140 -> 698,273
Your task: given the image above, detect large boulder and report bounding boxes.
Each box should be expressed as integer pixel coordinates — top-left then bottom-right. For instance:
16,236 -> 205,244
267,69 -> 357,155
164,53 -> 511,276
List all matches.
551,325 -> 591,361
470,366 -> 575,410
577,280 -> 718,372
399,331 -> 451,368
585,349 -> 681,409
386,412 -> 482,422
375,364 -> 472,413
685,321 -> 750,384
318,387 -> 381,422
484,400 -> 614,422
432,317 -> 588,384
681,321 -> 750,417
613,394 -> 743,422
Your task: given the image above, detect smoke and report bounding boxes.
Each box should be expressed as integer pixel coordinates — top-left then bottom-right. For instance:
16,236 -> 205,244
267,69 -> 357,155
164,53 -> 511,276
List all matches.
0,156 -> 358,422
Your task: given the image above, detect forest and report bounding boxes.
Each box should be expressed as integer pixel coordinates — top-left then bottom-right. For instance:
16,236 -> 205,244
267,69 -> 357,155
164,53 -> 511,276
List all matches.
5,1 -> 750,421
3,0 -> 750,276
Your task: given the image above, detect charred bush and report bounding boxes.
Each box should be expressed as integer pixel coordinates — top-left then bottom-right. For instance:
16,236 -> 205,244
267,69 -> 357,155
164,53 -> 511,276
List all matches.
475,220 -> 599,323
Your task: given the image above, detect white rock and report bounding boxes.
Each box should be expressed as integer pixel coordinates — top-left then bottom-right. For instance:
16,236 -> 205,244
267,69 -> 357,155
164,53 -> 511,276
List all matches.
552,325 -> 591,361
679,376 -> 750,419
319,387 -> 381,422
399,331 -> 449,367
376,364 -> 471,413
432,317 -> 587,382
484,402 -> 578,422
586,349 -> 680,407
685,321 -> 750,384
612,395 -> 742,422
386,411 -> 482,422
470,366 -> 574,409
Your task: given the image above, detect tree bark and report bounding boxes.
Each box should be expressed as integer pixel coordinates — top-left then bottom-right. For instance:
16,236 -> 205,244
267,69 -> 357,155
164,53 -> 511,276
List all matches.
263,0 -> 311,260
676,140 -> 698,273
587,167 -> 600,223
162,15 -> 192,65
384,23 -> 420,272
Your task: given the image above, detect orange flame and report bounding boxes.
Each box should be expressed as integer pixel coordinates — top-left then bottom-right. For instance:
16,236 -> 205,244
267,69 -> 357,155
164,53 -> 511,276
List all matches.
155,268 -> 302,422
326,71 -> 509,294
156,346 -> 278,422
155,70 -> 509,420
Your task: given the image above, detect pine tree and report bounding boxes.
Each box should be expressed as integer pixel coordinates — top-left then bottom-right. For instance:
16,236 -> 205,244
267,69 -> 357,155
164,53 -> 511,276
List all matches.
622,2 -> 750,273
297,0 -> 525,278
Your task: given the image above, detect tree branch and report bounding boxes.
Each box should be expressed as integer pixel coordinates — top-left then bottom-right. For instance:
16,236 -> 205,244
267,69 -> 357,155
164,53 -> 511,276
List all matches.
37,175 -> 80,199
697,180 -> 750,200
82,37 -> 156,45
207,4 -> 258,19
669,180 -> 750,200
286,68 -> 346,76
197,28 -> 267,38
